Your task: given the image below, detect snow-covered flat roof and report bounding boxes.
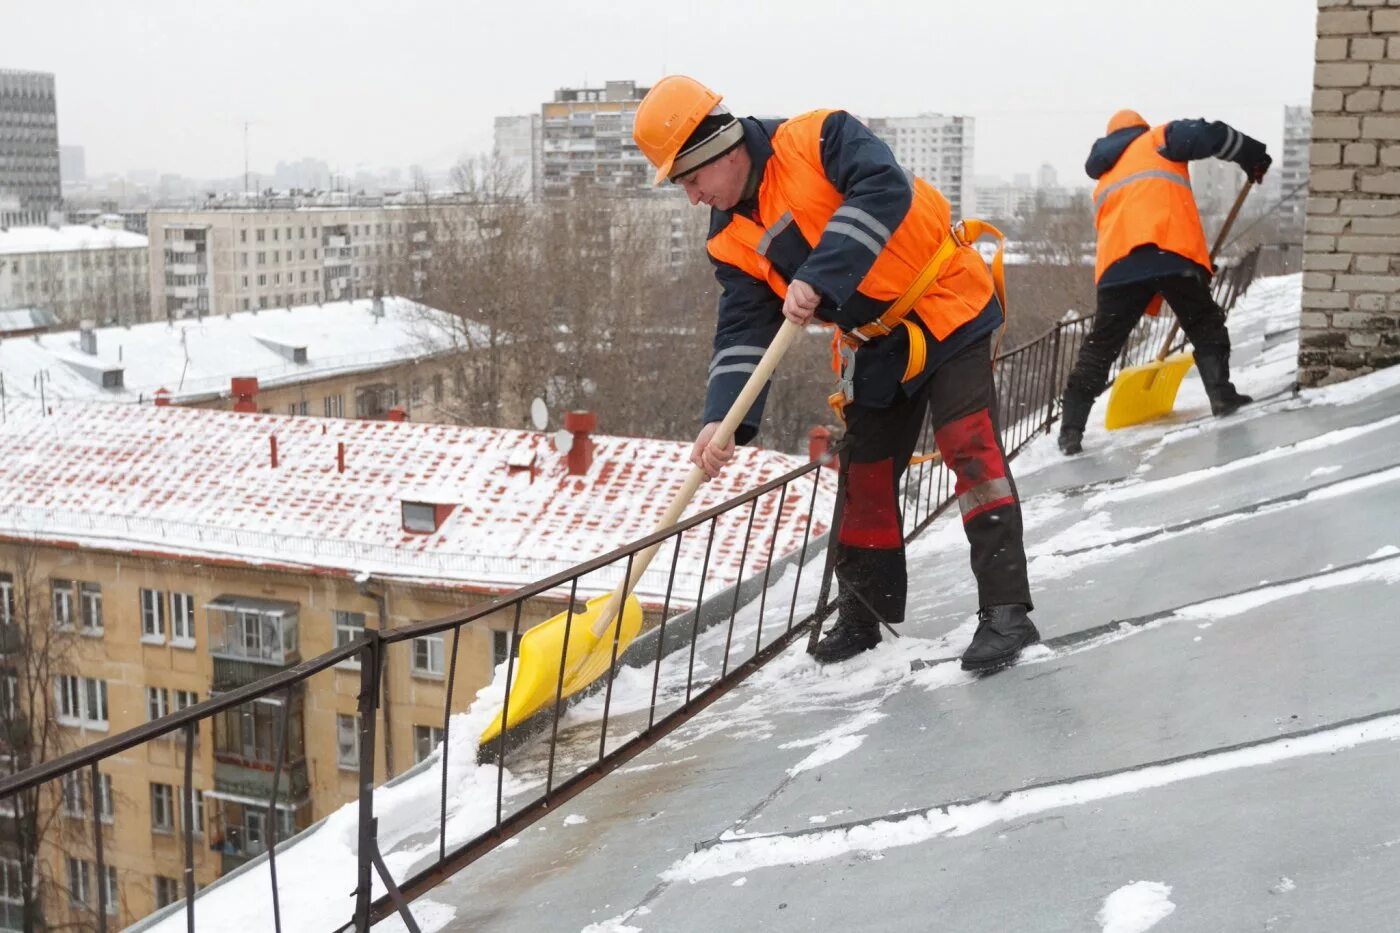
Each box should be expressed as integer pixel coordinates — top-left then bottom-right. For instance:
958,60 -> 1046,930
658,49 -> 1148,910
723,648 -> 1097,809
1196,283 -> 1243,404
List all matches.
0,401 -> 836,600
0,223 -> 148,254
0,296 -> 474,403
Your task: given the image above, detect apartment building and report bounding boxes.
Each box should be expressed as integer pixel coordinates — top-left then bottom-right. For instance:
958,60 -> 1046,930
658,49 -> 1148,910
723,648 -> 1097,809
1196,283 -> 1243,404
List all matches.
0,224 -> 149,326
0,70 -> 61,228
1279,104 -> 1312,239
147,198 -> 449,321
494,113 -> 541,199
538,81 -> 670,199
0,294 -> 476,423
0,401 -> 834,929
866,113 -> 976,219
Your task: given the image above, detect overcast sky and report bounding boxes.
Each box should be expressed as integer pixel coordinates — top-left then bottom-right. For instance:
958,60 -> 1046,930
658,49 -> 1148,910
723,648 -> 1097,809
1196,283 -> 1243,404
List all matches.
3,0 -> 1317,186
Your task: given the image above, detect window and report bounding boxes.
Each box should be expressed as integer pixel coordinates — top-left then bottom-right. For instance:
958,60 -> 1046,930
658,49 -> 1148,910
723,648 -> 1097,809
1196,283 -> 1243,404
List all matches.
333,610 -> 365,650
140,588 -> 166,641
150,783 -> 174,832
171,593 -> 195,646
413,725 -> 444,763
55,675 -> 107,728
62,772 -> 86,818
402,502 -> 437,534
147,686 -> 169,721
239,229 -> 247,244
2,671 -> 16,720
177,787 -> 205,836
256,229 -> 265,242
174,689 -> 198,712
102,865 -> 117,914
215,698 -> 304,767
0,572 -> 13,627
336,713 -> 359,769
1,857 -> 21,928
66,857 -> 89,907
52,579 -> 74,628
154,875 -> 180,909
493,630 -> 522,668
412,634 -> 444,676
79,582 -> 102,633
323,394 -> 343,418
431,374 -> 444,404
96,773 -> 114,823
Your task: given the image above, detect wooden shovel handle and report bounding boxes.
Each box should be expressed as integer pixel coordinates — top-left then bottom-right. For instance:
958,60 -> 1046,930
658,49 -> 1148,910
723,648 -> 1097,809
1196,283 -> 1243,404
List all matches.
590,319 -> 803,636
1152,179 -> 1255,364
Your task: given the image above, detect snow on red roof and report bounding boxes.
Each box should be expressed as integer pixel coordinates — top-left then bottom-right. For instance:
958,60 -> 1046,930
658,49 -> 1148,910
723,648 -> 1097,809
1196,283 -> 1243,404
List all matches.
0,402 -> 837,604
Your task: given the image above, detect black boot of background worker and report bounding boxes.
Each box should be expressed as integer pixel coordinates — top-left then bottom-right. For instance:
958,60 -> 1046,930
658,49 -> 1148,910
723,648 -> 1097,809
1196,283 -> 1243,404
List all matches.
961,604 -> 1040,672
1195,350 -> 1253,417
1057,394 -> 1094,456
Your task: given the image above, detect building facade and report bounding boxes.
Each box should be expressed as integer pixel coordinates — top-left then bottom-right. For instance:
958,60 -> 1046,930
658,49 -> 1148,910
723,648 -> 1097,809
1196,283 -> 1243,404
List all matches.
0,400 -> 833,929
866,113 -> 976,220
147,200 -> 447,320
539,81 -> 665,199
493,114 -> 541,199
0,70 -> 61,228
0,225 -> 148,326
1280,104 -> 1313,239
1299,1 -> 1400,387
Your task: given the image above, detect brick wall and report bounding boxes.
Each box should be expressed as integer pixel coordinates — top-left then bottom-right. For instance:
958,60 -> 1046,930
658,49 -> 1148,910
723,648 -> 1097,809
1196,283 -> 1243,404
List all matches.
1299,1 -> 1400,386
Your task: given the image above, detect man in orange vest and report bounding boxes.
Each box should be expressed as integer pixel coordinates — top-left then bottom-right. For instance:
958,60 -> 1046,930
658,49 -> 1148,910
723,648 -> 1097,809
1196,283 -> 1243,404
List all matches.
633,76 -> 1038,670
1058,109 -> 1271,455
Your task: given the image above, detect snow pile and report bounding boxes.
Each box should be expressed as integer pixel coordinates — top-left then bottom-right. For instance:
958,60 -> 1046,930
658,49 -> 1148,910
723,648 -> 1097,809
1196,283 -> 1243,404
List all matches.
1096,881 -> 1176,933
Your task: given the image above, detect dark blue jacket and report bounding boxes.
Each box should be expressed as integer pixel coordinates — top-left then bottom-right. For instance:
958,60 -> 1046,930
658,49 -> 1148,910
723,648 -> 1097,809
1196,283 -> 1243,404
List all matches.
702,112 -> 1000,442
1086,119 -> 1259,289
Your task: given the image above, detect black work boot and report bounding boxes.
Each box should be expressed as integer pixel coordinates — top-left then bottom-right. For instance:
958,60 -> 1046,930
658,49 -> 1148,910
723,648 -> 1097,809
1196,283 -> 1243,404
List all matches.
960,604 -> 1040,672
811,618 -> 881,665
1057,395 -> 1094,456
1195,351 -> 1253,417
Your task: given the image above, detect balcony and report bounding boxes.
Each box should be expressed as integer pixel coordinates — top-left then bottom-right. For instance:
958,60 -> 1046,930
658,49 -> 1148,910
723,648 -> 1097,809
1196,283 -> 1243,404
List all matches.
206,596 -> 300,690
166,262 -> 198,276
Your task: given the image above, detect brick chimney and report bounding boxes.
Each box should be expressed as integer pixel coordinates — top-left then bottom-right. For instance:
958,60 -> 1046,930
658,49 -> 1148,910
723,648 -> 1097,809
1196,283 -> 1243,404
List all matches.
564,410 -> 596,476
153,387 -> 172,408
231,377 -> 259,413
808,426 -> 836,468
387,405 -> 408,423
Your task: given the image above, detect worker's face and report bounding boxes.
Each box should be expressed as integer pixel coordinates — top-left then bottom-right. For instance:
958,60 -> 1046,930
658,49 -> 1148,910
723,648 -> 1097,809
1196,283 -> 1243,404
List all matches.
674,147 -> 749,211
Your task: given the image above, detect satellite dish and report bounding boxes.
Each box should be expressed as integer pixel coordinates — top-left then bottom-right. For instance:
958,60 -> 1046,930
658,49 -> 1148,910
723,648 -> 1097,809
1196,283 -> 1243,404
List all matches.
530,397 -> 548,432
553,428 -> 574,454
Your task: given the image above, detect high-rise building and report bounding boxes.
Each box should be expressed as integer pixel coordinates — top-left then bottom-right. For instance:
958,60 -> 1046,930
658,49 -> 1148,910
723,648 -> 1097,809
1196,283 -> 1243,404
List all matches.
493,114 -> 540,199
539,80 -> 664,199
865,113 -> 975,219
0,69 -> 62,227
1280,104 -> 1312,238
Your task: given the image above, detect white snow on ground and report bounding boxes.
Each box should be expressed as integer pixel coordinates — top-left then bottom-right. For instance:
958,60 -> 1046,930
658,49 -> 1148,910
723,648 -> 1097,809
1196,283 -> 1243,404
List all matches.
1097,881 -> 1176,933
563,814 -> 589,826
658,712 -> 1400,883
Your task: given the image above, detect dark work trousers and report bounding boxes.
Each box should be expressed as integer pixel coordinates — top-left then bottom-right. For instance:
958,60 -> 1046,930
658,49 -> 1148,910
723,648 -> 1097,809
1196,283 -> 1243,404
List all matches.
1065,272 -> 1232,405
834,335 -> 1033,631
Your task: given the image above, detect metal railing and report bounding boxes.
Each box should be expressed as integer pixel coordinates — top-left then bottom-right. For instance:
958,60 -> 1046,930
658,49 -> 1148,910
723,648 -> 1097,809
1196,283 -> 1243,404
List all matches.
0,248 -> 1265,932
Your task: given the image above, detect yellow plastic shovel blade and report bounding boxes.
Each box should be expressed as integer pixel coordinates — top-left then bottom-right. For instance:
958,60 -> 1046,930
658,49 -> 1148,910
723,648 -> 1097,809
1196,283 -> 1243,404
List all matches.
479,591 -> 644,747
1104,352 -> 1196,430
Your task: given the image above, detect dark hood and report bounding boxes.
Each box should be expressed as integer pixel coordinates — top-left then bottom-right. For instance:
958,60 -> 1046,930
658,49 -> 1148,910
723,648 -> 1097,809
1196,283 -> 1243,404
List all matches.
1085,125 -> 1149,180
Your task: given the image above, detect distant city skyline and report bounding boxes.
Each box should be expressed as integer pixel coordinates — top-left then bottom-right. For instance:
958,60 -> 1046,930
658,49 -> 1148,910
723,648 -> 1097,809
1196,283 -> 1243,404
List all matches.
1,0 -> 1316,195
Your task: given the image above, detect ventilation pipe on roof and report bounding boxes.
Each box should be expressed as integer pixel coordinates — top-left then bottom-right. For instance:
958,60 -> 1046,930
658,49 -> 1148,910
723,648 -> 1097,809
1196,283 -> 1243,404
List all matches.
231,377 -> 259,413
564,410 -> 596,476
78,321 -> 97,355
808,426 -> 837,469
387,405 -> 407,423
153,387 -> 172,408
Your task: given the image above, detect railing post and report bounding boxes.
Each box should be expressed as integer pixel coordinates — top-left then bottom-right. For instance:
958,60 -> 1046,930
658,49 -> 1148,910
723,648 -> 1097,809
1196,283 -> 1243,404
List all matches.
352,630 -> 383,931
1044,323 -> 1064,435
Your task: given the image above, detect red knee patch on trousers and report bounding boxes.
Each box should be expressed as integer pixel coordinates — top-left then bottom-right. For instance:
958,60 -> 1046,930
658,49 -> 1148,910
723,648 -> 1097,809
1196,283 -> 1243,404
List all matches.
934,409 -> 1017,523
839,459 -> 902,549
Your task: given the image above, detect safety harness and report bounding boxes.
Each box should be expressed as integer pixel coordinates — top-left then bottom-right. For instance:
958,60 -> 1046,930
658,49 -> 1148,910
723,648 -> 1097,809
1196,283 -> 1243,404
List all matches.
826,218 -> 1009,425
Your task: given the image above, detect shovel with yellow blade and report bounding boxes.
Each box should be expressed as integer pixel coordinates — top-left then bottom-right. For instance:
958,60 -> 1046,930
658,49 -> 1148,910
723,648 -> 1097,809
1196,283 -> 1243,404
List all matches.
480,319 -> 804,747
1103,180 -> 1253,430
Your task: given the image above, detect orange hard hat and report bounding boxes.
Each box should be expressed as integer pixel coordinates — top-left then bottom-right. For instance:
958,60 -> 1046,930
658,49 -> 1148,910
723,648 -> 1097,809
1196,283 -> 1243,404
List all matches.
1106,109 -> 1149,135
634,75 -> 724,185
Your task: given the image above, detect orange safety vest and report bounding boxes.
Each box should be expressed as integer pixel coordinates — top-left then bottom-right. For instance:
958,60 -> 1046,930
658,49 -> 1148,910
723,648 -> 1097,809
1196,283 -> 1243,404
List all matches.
706,109 -> 994,344
1092,124 -> 1213,283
